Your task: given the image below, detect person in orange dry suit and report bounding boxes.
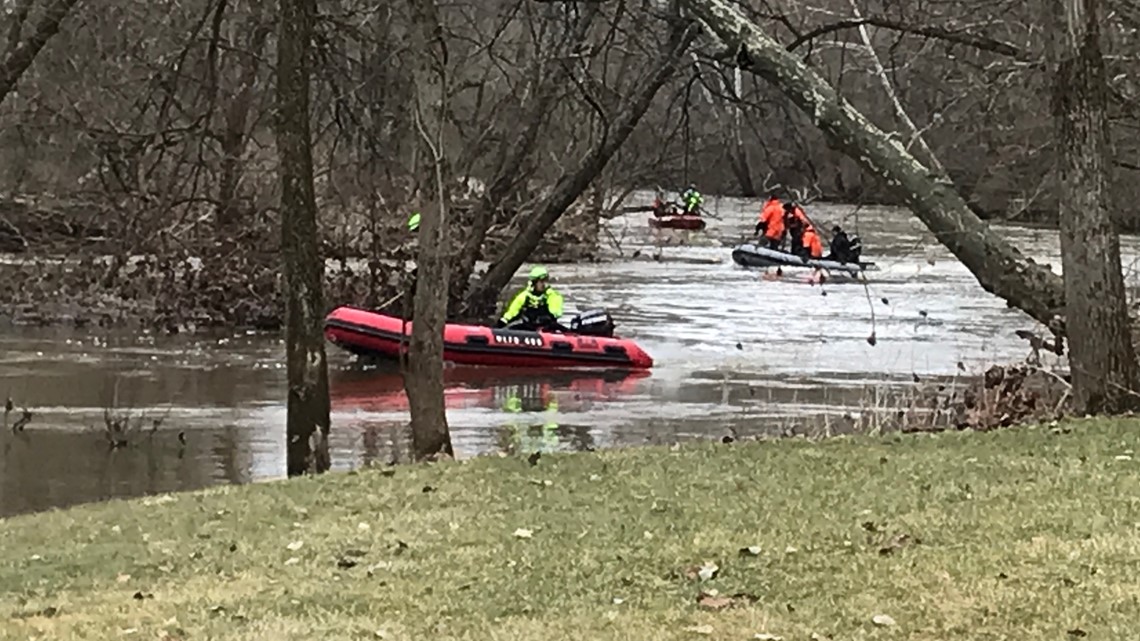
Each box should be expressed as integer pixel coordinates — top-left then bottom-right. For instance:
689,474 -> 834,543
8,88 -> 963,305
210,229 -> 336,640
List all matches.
784,203 -> 822,259
754,196 -> 786,249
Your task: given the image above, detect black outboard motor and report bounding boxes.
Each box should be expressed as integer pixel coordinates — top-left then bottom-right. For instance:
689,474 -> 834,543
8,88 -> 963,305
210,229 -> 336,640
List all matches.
846,233 -> 863,262
569,309 -> 616,338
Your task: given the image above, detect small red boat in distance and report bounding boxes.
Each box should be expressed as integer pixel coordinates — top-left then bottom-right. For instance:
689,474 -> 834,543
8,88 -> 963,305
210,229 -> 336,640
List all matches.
648,195 -> 706,231
324,306 -> 654,369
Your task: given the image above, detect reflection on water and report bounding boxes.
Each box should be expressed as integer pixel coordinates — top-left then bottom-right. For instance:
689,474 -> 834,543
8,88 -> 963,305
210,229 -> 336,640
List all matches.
3,196 -> 1138,517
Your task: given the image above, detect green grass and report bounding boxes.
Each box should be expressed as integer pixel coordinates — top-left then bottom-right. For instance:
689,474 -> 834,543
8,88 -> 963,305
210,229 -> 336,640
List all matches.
3,420 -> 1140,640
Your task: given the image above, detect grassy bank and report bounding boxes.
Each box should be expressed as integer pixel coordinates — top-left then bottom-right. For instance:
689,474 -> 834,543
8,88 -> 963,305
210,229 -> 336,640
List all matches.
3,421 -> 1139,640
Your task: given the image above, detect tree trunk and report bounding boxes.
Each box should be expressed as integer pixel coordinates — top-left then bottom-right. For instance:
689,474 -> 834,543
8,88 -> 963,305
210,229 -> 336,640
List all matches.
0,0 -> 81,108
729,67 -> 757,197
276,0 -> 330,475
467,22 -> 699,318
1051,0 -> 1138,413
404,0 -> 453,461
682,0 -> 1067,330
217,12 -> 271,230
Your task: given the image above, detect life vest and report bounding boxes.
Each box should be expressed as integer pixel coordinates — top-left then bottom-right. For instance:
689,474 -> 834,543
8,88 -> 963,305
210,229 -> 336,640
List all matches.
521,289 -> 555,314
801,226 -> 823,258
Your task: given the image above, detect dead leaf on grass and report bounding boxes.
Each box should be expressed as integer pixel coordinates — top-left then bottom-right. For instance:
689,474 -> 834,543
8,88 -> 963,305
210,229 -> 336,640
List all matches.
878,533 -> 917,555
698,562 -> 719,581
512,528 -> 533,539
697,594 -> 735,610
684,624 -> 714,635
286,540 -> 304,551
739,546 -> 762,557
116,574 -> 131,583
754,634 -> 784,641
871,614 -> 896,627
683,562 -> 720,581
696,590 -> 757,610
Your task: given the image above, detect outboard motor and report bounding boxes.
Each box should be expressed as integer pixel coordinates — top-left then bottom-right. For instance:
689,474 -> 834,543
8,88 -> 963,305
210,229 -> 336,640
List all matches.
846,233 -> 863,262
569,309 -> 616,338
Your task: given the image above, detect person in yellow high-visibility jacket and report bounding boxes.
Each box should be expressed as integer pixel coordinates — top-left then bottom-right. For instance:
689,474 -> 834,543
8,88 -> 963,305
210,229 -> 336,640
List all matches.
496,266 -> 565,331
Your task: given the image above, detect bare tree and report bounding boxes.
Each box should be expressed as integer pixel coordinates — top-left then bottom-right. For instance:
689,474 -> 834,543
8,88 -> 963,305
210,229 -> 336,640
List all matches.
403,0 -> 453,461
680,0 -> 1066,330
468,16 -> 700,317
277,0 -> 330,474
1051,0 -> 1137,412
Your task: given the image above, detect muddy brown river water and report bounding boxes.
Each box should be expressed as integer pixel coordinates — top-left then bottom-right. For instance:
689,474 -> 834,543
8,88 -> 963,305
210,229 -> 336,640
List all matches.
2,196 -> 1137,516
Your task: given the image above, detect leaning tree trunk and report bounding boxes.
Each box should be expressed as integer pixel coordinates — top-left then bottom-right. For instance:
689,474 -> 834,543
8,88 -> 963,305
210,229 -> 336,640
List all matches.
277,0 -> 330,474
681,0 -> 1067,330
0,0 -> 81,108
403,0 -> 453,461
1051,0 -> 1138,413
466,22 -> 699,318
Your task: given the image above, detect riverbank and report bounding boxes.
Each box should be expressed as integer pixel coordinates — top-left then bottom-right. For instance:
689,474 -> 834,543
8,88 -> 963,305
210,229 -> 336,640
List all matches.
3,419 -> 1137,640
0,192 -> 603,331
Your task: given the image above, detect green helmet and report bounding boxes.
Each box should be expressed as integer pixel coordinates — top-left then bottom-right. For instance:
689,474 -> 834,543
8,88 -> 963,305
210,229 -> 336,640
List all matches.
528,266 -> 549,281
407,212 -> 421,232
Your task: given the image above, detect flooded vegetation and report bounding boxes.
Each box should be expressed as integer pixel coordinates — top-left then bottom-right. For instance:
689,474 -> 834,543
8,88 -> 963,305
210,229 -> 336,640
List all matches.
2,197 -> 1133,517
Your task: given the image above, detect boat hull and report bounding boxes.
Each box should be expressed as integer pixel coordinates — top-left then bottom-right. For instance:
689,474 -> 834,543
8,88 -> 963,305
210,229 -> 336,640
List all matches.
324,306 -> 654,369
649,214 -> 706,230
731,242 -> 876,275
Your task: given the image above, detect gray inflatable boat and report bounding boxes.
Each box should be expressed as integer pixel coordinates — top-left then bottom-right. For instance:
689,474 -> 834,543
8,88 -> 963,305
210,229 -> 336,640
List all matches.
731,242 -> 878,275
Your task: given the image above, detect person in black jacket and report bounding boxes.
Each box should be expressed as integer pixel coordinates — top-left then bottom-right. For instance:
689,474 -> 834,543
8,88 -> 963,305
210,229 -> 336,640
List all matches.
826,225 -> 862,263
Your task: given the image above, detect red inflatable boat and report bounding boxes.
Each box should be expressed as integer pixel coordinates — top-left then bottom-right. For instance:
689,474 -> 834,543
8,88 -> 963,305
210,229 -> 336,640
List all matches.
649,214 -> 706,231
324,306 -> 654,369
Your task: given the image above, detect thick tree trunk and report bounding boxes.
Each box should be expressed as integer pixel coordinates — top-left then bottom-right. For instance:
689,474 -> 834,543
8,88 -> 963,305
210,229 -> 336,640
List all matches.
276,0 -> 330,475
729,67 -> 757,197
1051,0 -> 1138,413
682,0 -> 1066,330
467,23 -> 699,318
0,0 -> 80,108
404,0 -> 453,461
